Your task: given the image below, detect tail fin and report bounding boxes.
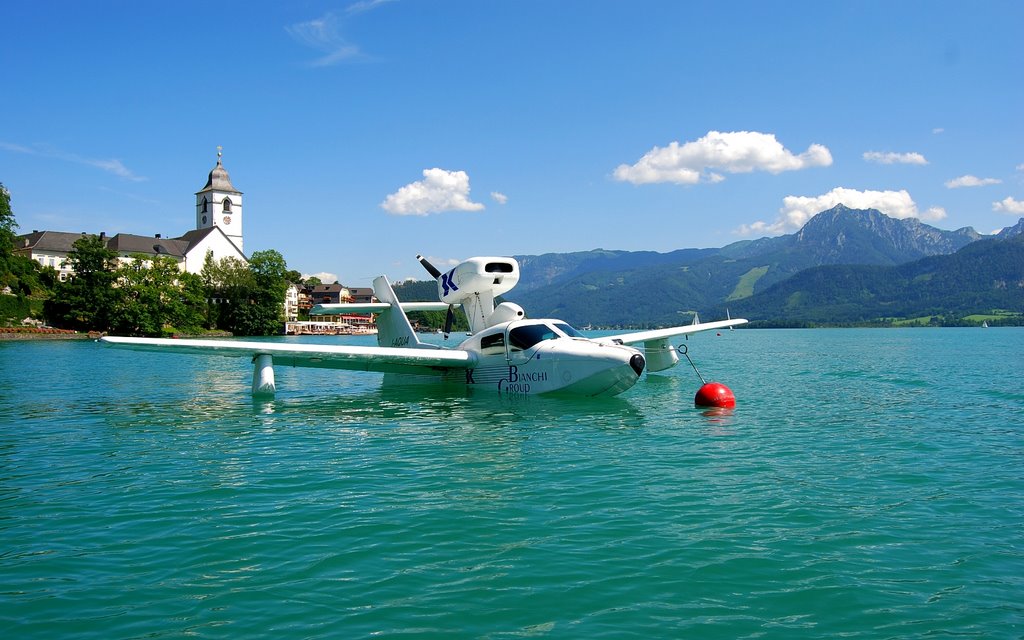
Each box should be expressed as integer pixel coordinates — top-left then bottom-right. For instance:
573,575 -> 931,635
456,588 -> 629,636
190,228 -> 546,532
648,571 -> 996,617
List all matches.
371,275 -> 441,350
372,275 -> 421,349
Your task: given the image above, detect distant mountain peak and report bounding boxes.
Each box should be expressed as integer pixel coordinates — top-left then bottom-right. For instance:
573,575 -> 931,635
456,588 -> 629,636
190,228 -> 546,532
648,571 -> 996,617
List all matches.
998,217 -> 1024,238
821,203 -> 857,215
794,206 -> 981,262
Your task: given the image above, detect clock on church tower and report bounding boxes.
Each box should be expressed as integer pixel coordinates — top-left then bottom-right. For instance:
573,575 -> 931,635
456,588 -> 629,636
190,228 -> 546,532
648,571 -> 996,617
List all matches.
195,147 -> 244,253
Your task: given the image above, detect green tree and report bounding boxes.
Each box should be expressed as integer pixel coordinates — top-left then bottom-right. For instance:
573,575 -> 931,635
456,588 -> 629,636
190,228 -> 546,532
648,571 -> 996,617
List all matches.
108,254 -> 207,336
250,250 -> 288,299
1,184 -> 31,324
171,271 -> 209,333
0,183 -> 48,298
0,183 -> 15,259
201,249 -> 290,336
202,253 -> 255,333
44,235 -> 118,331
243,249 -> 289,335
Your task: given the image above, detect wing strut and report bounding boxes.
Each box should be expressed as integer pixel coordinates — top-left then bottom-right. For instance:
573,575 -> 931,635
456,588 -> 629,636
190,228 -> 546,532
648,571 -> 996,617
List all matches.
253,354 -> 276,397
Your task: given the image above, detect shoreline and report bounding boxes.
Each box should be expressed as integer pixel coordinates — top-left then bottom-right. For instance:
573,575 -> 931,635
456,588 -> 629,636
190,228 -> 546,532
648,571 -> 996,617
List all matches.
0,329 -> 236,341
0,331 -> 92,341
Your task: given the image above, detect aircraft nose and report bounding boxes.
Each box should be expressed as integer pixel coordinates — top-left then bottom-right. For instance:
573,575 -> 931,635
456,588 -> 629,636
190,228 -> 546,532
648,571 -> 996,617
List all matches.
630,353 -> 646,376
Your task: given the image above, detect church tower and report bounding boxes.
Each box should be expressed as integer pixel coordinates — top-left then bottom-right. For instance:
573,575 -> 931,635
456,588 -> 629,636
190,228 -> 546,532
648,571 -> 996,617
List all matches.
195,147 -> 244,253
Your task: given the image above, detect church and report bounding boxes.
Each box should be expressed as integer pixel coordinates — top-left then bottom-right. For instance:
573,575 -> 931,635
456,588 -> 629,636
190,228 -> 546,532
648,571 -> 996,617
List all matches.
15,151 -> 248,279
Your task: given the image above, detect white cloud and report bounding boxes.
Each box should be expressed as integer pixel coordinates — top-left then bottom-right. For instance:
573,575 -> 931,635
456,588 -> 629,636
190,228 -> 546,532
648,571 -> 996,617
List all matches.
490,191 -> 508,205
381,168 -> 486,216
0,141 -> 33,154
422,256 -> 460,270
88,158 -> 143,181
286,1 -> 392,66
737,187 -> 947,236
945,175 -> 1002,188
863,151 -> 928,165
932,128 -> 945,134
346,0 -> 395,15
302,271 -> 340,284
0,140 -> 145,181
286,4 -> 383,67
613,130 -> 832,185
1017,164 -> 1024,172
993,197 -> 1024,214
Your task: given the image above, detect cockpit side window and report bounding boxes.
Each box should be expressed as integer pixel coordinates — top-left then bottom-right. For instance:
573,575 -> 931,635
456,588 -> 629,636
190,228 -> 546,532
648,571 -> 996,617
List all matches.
480,331 -> 505,354
508,324 -> 559,351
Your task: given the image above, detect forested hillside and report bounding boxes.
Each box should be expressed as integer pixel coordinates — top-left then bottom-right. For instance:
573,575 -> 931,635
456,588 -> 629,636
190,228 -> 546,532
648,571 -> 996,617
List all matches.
508,206 -> 992,326
393,208 -> 1024,328
720,234 -> 1024,326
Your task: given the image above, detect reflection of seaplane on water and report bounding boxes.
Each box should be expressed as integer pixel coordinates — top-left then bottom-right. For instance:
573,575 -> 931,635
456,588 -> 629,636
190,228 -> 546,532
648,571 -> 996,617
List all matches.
101,255 -> 747,402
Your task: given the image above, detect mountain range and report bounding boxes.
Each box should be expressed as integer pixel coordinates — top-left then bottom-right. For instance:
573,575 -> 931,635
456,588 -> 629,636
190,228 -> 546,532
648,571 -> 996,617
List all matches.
395,206 -> 1023,327
503,205 -> 1023,327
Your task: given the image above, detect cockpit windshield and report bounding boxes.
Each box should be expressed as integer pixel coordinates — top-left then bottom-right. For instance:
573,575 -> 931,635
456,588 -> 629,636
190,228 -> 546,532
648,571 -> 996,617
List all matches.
553,322 -> 585,338
507,322 -> 587,351
508,323 -> 560,351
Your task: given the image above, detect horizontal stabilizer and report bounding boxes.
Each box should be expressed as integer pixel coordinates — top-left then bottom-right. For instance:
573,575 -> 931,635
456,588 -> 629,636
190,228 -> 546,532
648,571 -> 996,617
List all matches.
310,301 -> 457,316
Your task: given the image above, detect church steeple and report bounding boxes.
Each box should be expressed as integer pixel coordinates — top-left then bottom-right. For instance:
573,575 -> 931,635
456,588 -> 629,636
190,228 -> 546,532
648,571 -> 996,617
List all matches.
195,147 -> 244,253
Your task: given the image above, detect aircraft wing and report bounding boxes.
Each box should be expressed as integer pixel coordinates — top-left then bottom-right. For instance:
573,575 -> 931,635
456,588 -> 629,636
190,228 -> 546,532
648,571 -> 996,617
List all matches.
99,336 -> 475,375
593,318 -> 748,346
592,318 -> 747,372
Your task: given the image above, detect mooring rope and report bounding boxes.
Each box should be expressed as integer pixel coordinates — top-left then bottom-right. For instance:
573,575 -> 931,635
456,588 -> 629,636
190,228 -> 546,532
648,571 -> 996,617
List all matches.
676,343 -> 706,385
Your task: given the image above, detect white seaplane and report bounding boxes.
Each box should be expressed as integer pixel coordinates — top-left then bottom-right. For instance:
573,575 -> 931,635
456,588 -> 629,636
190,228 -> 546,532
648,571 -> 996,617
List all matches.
100,255 -> 747,399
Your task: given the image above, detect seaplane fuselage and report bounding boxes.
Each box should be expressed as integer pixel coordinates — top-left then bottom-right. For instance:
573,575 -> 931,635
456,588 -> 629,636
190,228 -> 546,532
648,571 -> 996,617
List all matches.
99,254 -> 746,400
454,319 -> 646,396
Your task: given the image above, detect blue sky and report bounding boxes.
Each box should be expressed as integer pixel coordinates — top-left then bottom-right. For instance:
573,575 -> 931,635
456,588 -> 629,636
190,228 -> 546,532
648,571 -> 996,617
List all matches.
2,0 -> 1022,285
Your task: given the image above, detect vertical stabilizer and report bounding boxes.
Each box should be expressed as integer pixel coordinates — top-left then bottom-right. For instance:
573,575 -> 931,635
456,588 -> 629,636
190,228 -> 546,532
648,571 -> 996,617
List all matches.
372,275 -> 436,350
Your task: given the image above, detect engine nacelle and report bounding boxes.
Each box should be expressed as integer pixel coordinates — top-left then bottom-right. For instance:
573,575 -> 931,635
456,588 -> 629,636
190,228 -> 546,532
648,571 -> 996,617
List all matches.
490,302 -> 525,325
436,257 -> 520,305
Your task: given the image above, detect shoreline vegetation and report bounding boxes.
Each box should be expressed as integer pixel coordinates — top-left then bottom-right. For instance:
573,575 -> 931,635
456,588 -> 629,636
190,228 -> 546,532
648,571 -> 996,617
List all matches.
0,327 -> 236,341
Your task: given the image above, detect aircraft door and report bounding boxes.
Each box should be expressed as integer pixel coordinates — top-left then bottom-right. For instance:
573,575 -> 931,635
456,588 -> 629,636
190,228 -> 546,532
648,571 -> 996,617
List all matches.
505,323 -> 557,366
506,327 -> 530,367
477,329 -> 509,364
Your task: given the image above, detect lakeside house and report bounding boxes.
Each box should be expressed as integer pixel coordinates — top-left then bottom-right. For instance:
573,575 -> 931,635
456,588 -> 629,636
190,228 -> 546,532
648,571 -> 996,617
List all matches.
285,284 -> 377,335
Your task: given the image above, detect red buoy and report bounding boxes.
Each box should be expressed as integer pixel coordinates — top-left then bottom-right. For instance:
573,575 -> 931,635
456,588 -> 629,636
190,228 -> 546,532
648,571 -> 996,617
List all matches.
695,382 -> 736,408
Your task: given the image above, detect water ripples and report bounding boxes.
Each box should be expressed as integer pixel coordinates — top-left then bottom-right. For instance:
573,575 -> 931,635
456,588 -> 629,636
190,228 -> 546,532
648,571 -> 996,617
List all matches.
1,330 -> 1023,638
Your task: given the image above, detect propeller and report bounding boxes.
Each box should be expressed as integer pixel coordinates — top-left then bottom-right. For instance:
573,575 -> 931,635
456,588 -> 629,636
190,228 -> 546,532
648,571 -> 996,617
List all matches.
443,305 -> 454,340
418,255 -> 454,339
416,254 -> 441,279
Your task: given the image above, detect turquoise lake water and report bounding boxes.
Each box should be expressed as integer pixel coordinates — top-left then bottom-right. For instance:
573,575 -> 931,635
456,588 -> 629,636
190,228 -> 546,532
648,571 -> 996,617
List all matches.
1,328 -> 1022,638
